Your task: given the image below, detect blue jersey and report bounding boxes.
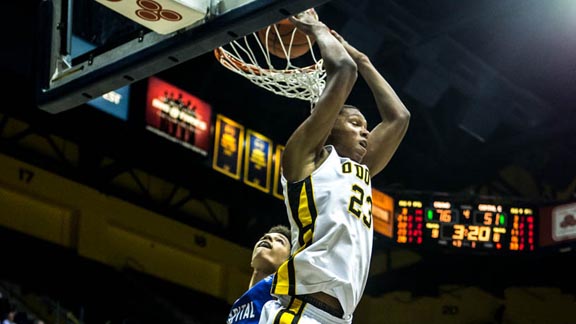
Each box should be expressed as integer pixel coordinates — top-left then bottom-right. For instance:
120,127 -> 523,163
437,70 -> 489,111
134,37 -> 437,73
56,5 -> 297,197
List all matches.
227,275 -> 275,324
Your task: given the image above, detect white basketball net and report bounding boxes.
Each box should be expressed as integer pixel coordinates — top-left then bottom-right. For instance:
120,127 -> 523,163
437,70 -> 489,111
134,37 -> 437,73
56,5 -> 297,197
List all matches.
214,24 -> 326,105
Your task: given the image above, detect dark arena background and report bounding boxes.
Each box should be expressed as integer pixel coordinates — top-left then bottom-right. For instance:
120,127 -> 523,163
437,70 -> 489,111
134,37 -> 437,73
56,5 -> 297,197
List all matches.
1,0 -> 575,323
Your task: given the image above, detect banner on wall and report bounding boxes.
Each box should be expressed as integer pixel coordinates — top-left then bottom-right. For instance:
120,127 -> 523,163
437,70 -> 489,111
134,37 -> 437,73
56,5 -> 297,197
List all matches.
211,114 -> 284,199
243,130 -> 273,193
145,77 -> 212,156
212,114 -> 245,180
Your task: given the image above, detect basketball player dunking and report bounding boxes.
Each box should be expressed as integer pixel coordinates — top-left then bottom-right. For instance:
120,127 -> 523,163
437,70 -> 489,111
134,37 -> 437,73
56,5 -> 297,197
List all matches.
259,9 -> 410,324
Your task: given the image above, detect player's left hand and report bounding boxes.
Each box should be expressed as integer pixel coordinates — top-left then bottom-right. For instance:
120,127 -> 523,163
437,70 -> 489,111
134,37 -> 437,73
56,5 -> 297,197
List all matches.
289,8 -> 324,36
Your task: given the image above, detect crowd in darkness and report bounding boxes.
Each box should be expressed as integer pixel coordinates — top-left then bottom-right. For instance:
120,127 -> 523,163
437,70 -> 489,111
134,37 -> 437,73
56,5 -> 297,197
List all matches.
0,292 -> 44,324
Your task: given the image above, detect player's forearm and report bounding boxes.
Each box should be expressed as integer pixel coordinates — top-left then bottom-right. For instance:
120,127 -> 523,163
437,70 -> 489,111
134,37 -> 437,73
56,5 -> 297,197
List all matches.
315,29 -> 357,75
357,56 -> 409,121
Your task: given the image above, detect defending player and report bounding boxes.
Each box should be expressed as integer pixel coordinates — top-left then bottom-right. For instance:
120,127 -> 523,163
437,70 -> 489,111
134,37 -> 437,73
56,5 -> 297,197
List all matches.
227,225 -> 291,324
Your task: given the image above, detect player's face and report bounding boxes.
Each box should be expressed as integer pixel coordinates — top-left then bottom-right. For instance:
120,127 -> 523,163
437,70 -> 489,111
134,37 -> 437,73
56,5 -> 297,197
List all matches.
328,107 -> 369,163
251,232 -> 290,273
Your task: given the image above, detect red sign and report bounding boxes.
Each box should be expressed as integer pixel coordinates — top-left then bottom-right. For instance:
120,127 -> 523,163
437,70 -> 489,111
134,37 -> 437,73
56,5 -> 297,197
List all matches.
145,77 -> 212,156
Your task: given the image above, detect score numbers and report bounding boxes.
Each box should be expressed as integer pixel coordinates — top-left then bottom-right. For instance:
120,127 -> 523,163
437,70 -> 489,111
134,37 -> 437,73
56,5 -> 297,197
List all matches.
395,199 -> 535,251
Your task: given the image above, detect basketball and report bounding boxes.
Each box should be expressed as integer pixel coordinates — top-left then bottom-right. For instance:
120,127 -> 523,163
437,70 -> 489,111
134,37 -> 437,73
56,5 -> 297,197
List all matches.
257,13 -> 317,59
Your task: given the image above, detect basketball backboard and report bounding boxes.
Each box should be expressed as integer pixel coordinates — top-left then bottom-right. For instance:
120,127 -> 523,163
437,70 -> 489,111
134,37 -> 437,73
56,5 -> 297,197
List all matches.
3,0 -> 332,114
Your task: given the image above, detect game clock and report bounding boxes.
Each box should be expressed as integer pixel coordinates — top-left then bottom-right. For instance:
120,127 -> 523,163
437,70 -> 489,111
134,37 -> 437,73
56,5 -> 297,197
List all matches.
395,198 -> 535,252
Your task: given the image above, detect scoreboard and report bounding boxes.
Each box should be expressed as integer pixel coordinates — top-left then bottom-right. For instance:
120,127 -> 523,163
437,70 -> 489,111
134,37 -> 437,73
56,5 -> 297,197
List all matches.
394,198 -> 536,252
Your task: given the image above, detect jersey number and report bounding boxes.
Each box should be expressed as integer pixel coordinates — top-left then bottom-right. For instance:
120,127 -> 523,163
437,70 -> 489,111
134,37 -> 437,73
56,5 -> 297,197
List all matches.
348,184 -> 372,228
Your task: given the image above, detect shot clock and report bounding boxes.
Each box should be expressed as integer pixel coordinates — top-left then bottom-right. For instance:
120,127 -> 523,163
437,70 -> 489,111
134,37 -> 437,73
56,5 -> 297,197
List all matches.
395,198 -> 535,251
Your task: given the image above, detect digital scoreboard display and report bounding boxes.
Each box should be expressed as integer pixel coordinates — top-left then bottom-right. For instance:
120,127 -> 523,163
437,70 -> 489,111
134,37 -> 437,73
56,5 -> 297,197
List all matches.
395,198 -> 536,251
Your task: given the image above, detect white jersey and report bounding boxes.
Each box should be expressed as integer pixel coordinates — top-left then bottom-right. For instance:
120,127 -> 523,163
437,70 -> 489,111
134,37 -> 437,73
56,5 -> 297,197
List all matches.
273,145 -> 373,317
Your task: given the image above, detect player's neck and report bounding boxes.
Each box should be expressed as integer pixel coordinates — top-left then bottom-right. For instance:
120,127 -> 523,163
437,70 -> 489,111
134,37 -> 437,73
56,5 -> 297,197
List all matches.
248,269 -> 271,288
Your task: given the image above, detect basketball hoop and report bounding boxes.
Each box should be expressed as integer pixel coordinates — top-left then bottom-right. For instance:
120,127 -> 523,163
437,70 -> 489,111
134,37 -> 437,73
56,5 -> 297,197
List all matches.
214,22 -> 326,105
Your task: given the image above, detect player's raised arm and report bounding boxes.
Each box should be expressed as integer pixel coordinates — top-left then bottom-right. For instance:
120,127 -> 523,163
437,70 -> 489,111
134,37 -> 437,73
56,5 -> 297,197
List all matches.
332,30 -> 410,177
281,10 -> 358,183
